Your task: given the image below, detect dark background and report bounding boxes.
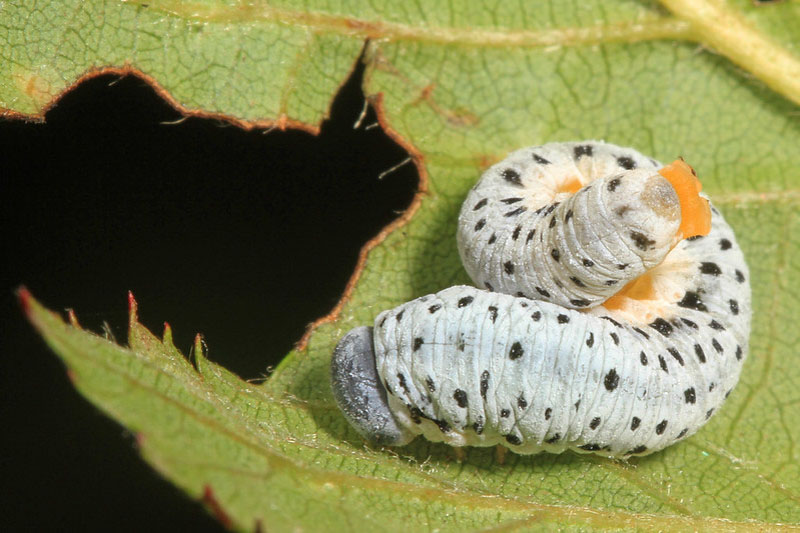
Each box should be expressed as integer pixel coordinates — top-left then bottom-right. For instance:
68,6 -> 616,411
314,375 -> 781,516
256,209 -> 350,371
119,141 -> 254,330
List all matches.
1,58 -> 418,531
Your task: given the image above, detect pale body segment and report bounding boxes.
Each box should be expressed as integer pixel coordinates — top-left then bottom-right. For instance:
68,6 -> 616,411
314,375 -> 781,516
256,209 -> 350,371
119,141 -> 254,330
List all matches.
331,141 -> 751,457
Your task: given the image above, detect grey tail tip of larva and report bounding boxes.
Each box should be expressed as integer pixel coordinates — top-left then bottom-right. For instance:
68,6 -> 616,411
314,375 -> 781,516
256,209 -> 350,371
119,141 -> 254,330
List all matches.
330,326 -> 414,446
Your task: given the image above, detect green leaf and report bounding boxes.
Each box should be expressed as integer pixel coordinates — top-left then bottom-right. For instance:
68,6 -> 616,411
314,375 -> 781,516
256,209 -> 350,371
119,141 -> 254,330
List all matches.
9,0 -> 800,530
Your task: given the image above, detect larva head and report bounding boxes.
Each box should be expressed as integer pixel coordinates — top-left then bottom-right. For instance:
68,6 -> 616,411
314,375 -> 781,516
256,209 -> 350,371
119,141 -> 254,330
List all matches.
600,170 -> 683,264
330,326 -> 414,446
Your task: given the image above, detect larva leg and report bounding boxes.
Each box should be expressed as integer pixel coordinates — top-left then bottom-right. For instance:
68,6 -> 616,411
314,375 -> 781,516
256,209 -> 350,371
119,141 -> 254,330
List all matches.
330,326 -> 414,445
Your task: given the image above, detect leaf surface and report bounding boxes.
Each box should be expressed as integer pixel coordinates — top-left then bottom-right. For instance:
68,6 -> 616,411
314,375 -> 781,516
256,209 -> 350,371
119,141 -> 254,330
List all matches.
9,0 -> 800,530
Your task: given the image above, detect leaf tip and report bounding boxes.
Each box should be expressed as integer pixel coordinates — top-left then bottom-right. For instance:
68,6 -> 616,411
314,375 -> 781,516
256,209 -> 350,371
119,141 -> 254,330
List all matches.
16,285 -> 33,315
127,291 -> 139,326
66,308 -> 82,329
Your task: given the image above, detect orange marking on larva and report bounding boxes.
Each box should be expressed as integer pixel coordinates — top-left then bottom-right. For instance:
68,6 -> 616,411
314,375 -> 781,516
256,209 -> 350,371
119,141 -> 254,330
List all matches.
557,177 -> 582,194
658,159 -> 711,239
603,272 -> 658,310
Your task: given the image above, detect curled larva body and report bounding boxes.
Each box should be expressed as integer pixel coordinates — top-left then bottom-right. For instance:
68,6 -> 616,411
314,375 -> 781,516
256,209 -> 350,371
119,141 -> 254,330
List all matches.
331,141 -> 751,457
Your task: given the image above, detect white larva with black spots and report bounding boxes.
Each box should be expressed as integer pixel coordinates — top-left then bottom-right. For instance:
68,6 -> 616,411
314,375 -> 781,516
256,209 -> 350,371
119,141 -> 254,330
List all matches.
330,141 -> 751,457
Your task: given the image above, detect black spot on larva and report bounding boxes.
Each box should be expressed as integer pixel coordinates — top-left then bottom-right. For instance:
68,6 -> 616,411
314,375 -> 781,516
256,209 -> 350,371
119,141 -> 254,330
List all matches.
378,315 -> 387,328
627,445 -> 647,455
602,316 -> 623,328
408,406 -> 423,424
487,233 -> 497,244
475,218 -> 486,231
586,332 -> 595,348
502,168 -> 522,186
512,225 -> 521,240
473,198 -> 488,210
607,177 -> 621,192
677,291 -> 707,311
535,287 -> 551,298
509,342 -> 524,360
473,417 -> 484,435
456,338 -> 466,352
501,197 -> 523,204
650,318 -> 674,337
458,296 -> 474,308
480,371 -> 489,399
413,337 -> 424,351
453,389 -> 468,408
709,383 -> 716,392
531,311 -> 541,321
712,338 -> 723,354
604,369 -> 620,391
384,379 -> 394,396
736,345 -> 743,360
519,301 -> 528,308
579,443 -> 602,451
656,420 -> 668,435
633,327 -> 650,339
549,216 -> 557,229
504,206 -> 527,217
618,263 -> 629,270
500,409 -> 511,418
687,235 -> 704,241
488,306 -> 498,323
630,231 -> 656,251
640,351 -> 648,366
729,299 -> 740,315
570,276 -> 586,288
505,434 -> 522,445
545,433 -> 561,444
700,262 -> 722,276
605,279 -> 618,286
720,238 -> 732,250
526,229 -> 536,242
631,417 -> 641,431
574,144 -> 594,159
571,298 -> 590,307
544,203 -> 559,216
575,399 -> 581,410
735,269 -> 746,283
725,390 -> 732,399
617,156 -> 636,170
706,409 -> 715,420
516,291 -> 526,297
615,205 -> 631,218
684,387 -> 696,404
694,344 -> 707,363
557,314 -> 570,324
504,261 -> 515,275
518,395 -> 527,409
428,304 -> 441,314
426,377 -> 436,393
658,355 -> 669,373
583,258 -> 595,267
708,320 -> 724,331
668,347 -> 685,366
551,248 -> 560,262
564,210 -> 574,224
397,373 -> 410,394
609,332 -> 620,345
590,417 -> 601,430
681,318 -> 698,329
676,428 -> 689,439
533,153 -> 551,165
436,419 -> 452,433
485,281 -> 494,291
544,407 -> 552,420
396,310 -> 405,322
